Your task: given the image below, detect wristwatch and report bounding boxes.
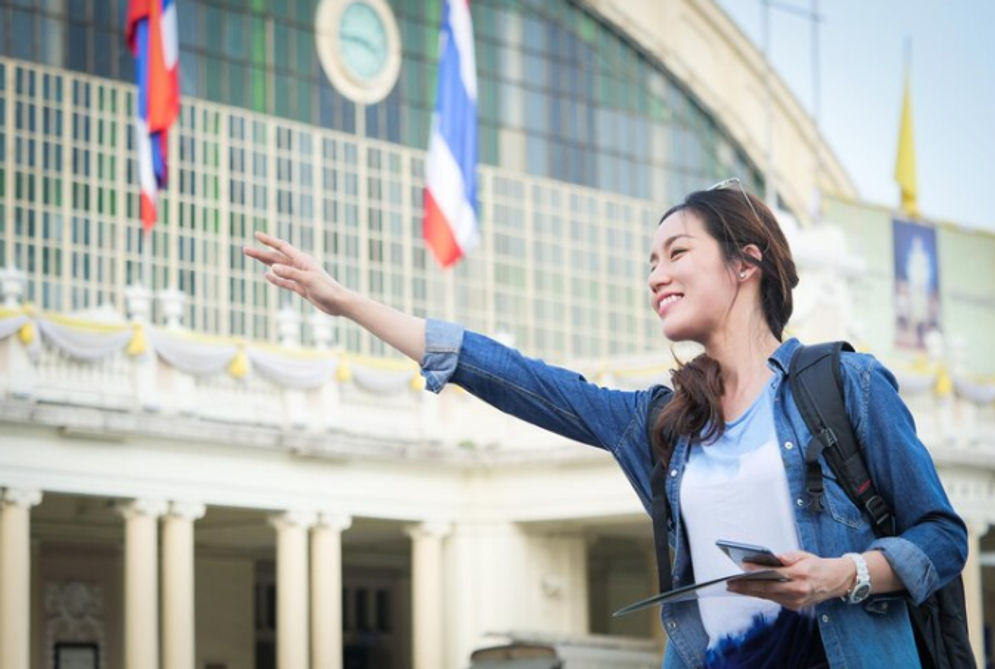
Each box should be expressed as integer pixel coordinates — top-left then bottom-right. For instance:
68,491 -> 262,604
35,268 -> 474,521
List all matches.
842,552 -> 871,604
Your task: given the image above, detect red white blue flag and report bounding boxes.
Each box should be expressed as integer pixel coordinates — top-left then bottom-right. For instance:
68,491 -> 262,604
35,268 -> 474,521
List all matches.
423,0 -> 479,267
126,0 -> 180,232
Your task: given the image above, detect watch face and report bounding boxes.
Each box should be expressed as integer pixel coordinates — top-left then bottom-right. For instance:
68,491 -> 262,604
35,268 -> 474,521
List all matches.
339,1 -> 388,81
852,584 -> 871,602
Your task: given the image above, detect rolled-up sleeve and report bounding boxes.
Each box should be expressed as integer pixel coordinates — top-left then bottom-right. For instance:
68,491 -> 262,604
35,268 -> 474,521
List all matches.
846,354 -> 968,605
420,318 -> 466,393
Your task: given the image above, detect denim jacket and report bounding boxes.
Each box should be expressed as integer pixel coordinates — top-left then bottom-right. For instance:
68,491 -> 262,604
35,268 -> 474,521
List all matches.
420,319 -> 968,669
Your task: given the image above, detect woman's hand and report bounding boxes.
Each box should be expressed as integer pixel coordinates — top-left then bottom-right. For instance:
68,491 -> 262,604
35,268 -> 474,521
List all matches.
725,551 -> 855,610
243,231 -> 354,316
243,230 -> 427,361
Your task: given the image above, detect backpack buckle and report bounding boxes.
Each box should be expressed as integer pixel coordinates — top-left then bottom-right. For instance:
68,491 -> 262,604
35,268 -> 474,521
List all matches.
863,494 -> 893,532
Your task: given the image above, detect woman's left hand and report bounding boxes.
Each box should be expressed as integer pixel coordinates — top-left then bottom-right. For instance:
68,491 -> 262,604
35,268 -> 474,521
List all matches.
725,551 -> 855,610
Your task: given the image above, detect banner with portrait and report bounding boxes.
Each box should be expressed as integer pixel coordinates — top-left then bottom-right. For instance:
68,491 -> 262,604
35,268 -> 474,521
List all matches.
893,218 -> 941,350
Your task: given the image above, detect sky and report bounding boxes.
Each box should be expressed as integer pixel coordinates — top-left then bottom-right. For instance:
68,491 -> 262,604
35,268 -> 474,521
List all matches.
713,1 -> 995,231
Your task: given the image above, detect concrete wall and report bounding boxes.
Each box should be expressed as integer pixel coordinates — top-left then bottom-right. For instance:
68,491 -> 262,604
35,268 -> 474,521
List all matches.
195,555 -> 255,669
35,542 -> 124,669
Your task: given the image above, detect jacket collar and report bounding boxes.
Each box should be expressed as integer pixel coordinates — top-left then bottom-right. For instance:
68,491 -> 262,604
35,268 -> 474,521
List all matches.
767,337 -> 802,376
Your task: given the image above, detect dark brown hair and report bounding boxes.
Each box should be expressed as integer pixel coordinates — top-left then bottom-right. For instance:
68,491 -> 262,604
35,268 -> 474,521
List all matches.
651,187 -> 798,466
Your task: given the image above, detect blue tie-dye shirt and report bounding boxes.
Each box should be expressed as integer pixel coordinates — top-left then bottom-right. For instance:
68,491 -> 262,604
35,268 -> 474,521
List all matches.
679,384 -> 825,667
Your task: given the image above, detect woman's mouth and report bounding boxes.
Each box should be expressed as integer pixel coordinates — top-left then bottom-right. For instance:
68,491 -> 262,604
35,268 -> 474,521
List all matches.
656,293 -> 683,317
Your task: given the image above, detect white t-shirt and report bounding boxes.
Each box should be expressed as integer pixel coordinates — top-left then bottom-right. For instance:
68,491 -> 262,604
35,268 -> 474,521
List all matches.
679,383 -> 802,650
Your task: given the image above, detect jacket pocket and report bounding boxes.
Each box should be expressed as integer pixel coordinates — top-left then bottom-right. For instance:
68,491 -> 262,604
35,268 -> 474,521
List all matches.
820,466 -> 870,530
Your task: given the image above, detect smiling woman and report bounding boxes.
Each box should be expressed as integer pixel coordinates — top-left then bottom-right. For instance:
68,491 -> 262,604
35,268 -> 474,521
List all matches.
244,178 -> 967,669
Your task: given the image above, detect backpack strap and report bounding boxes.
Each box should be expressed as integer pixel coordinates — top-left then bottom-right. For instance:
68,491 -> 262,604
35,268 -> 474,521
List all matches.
646,388 -> 674,593
788,342 -> 895,536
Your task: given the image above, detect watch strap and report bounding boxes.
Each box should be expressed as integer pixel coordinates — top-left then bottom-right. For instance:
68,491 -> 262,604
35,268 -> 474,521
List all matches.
842,552 -> 870,604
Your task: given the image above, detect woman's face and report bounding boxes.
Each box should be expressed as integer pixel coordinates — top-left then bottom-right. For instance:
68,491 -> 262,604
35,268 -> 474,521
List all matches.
647,209 -> 739,343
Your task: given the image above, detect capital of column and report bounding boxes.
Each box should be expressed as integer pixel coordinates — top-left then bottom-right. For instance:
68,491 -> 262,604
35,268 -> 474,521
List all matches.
157,289 -> 187,330
116,498 -> 169,521
315,512 -> 352,532
268,509 -> 317,531
0,266 -> 26,308
125,283 -> 152,322
165,501 -> 206,522
308,312 -> 334,349
405,520 -> 452,542
276,306 -> 302,348
0,487 -> 42,509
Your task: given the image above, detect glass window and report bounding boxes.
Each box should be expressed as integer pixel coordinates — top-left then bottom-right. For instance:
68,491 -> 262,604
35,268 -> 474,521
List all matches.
205,57 -> 223,102
224,13 -> 245,59
12,10 -> 36,61
41,18 -> 65,66
93,0 -> 111,28
179,3 -> 202,48
94,30 -> 113,77
204,5 -> 223,54
249,16 -> 266,65
273,21 -> 290,70
249,66 -> 268,113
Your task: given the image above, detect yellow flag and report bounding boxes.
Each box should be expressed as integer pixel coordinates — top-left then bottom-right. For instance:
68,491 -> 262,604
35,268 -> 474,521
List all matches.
894,71 -> 919,218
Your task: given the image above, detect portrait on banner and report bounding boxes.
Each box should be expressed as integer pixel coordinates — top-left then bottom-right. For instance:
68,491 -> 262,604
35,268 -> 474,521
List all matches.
893,218 -> 942,349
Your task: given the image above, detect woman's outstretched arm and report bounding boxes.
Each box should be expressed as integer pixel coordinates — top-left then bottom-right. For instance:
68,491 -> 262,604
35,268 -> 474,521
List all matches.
243,231 -> 426,362
245,231 -> 666,507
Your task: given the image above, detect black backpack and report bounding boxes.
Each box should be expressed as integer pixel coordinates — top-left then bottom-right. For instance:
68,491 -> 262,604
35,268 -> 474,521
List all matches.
646,342 -> 976,669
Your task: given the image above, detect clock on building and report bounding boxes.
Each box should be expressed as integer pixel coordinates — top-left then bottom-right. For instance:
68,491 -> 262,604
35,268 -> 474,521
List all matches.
315,0 -> 402,105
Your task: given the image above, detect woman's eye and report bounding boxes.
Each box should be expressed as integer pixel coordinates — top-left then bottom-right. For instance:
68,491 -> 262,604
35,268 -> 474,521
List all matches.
670,248 -> 686,259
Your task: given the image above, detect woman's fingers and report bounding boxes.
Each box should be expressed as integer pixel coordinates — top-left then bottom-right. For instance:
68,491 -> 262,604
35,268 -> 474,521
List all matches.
254,231 -> 301,261
264,272 -> 304,296
243,245 -> 289,267
271,263 -> 307,283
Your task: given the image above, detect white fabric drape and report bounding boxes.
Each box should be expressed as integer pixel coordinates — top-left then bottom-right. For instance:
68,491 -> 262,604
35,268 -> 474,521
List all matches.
147,329 -> 237,376
248,347 -> 338,389
0,314 -> 28,340
893,370 -> 936,396
350,364 -> 414,395
36,319 -> 131,361
953,375 -> 995,405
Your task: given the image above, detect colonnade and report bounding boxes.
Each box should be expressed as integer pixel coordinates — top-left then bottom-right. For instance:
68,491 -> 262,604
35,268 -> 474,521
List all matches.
0,488 -> 450,669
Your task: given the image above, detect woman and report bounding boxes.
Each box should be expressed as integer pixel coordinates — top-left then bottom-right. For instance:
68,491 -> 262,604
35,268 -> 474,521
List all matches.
244,183 -> 966,668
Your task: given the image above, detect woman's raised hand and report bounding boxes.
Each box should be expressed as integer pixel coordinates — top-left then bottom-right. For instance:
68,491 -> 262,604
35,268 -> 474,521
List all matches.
243,231 -> 426,360
243,231 -> 353,316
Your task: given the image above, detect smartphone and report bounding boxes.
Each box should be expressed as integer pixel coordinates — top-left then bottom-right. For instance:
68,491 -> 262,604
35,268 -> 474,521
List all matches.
715,539 -> 784,568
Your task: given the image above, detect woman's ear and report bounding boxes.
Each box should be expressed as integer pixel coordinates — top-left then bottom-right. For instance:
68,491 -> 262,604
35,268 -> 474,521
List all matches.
738,244 -> 763,280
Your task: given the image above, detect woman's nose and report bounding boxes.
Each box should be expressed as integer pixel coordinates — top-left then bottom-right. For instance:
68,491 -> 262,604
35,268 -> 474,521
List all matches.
648,265 -> 670,291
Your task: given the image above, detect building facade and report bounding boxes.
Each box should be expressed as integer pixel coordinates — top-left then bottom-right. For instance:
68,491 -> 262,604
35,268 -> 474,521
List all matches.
0,1 -> 992,668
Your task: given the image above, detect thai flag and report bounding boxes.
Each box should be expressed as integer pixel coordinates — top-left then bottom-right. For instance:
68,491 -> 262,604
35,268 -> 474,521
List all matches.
126,0 -> 180,232
423,0 -> 479,267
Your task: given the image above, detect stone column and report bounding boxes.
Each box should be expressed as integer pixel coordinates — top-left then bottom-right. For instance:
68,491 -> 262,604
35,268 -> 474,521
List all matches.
118,499 -> 168,669
162,502 -> 206,669
963,519 -> 988,669
311,514 -> 352,669
0,488 -> 42,669
270,510 -> 315,669
406,521 -> 451,669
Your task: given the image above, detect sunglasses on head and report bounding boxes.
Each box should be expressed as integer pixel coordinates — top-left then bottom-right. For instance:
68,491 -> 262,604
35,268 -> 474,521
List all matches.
705,177 -> 764,228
